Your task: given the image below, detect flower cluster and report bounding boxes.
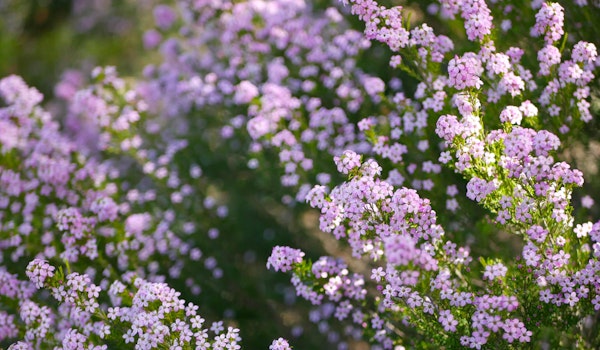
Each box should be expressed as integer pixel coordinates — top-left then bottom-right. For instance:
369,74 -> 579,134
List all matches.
532,2 -> 565,43
270,153 -> 541,348
0,71 -> 288,348
448,54 -> 484,90
14,261 -> 247,350
267,246 -> 305,272
267,0 -> 600,348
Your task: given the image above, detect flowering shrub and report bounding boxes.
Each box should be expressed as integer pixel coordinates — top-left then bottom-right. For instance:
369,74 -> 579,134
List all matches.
1,0 -> 600,349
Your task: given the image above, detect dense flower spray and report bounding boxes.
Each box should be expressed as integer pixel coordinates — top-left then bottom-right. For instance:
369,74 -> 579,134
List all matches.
1,0 -> 600,348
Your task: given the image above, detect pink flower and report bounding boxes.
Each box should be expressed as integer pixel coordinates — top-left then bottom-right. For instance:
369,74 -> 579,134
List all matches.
483,263 -> 508,280
333,150 -> 362,174
267,246 -> 305,272
438,309 -> 458,332
448,54 -> 483,90
499,106 -> 523,125
269,338 -> 292,350
26,259 -> 55,289
532,2 -> 565,43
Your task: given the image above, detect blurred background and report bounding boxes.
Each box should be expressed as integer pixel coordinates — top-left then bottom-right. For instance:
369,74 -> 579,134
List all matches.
0,1 -> 365,347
